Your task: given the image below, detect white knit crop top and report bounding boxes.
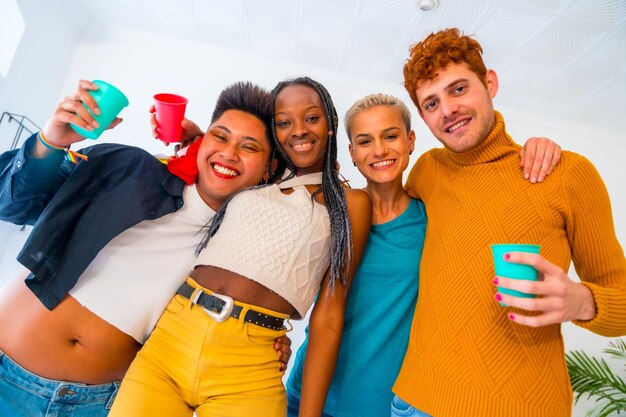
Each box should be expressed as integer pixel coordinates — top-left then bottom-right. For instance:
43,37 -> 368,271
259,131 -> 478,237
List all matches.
195,172 -> 331,319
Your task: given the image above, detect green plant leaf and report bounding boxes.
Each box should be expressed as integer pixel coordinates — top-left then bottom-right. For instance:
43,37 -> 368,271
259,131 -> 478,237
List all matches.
605,339 -> 626,363
567,339 -> 626,417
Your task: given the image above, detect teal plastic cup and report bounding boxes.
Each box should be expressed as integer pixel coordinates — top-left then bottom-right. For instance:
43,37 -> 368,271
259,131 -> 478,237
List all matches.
491,243 -> 541,304
71,80 -> 129,139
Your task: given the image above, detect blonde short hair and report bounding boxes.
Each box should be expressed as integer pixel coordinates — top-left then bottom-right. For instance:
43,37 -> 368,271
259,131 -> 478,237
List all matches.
344,94 -> 411,142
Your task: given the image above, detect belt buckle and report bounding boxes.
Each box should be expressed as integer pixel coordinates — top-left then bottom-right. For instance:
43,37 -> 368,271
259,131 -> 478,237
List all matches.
192,290 -> 234,323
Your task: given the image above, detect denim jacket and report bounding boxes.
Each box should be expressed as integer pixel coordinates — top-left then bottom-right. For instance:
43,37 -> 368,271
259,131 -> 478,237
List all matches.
0,133 -> 186,309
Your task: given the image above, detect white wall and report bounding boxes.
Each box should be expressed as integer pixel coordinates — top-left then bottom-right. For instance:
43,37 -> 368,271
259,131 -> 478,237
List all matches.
0,0 -> 79,150
0,0 -> 26,79
1,16 -> 624,417
0,0 -> 80,287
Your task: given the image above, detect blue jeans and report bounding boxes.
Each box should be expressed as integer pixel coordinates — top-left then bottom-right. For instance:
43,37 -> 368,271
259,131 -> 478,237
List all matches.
287,389 -> 333,417
0,350 -> 120,417
391,395 -> 433,417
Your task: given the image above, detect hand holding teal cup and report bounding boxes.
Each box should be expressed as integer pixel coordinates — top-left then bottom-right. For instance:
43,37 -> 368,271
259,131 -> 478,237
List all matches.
71,80 -> 129,139
491,243 -> 541,305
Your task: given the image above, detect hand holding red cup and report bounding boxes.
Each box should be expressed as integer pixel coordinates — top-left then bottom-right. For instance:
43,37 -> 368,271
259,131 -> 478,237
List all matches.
153,93 -> 189,144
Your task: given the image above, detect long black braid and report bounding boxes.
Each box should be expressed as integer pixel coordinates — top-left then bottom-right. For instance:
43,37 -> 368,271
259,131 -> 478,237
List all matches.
269,77 -> 353,290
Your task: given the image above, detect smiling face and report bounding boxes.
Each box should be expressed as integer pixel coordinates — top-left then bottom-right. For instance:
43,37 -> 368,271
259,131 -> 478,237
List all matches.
273,84 -> 329,175
415,62 -> 498,153
349,105 -> 415,186
196,109 -> 271,210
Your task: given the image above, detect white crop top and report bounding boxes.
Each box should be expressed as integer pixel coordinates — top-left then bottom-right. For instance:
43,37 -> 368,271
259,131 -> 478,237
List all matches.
70,183 -> 215,343
195,172 -> 331,319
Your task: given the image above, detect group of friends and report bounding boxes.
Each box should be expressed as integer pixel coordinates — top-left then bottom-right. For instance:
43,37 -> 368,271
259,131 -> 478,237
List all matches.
0,28 -> 624,417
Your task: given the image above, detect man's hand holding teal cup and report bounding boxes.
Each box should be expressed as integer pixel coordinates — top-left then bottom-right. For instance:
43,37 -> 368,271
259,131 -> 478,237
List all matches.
493,247 -> 596,327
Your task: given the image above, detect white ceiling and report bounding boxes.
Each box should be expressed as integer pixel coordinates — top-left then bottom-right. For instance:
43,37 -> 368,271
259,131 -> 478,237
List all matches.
60,0 -> 626,136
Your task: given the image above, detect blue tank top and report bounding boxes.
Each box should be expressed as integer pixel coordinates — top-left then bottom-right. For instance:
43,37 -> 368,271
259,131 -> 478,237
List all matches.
286,198 -> 427,417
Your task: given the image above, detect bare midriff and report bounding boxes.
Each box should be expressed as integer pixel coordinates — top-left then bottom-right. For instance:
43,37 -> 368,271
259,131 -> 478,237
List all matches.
189,185 -> 322,318
190,266 -> 296,317
0,277 -> 141,384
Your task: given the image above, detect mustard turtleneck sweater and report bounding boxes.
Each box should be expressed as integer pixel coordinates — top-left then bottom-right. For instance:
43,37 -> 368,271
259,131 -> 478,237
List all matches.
395,111 -> 626,417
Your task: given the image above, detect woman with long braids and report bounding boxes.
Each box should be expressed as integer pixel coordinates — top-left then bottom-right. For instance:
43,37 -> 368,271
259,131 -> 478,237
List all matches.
108,77 -> 372,417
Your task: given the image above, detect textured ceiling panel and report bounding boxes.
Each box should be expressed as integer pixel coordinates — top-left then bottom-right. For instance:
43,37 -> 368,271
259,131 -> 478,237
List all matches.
192,0 -> 243,24
498,56 -> 565,90
515,94 -> 575,119
74,0 -> 141,27
340,52 -> 394,80
195,22 -> 245,51
245,0 -> 295,37
297,8 -> 354,47
563,0 -> 626,29
499,0 -> 571,14
348,17 -> 408,59
146,0 -> 194,18
359,0 -> 419,26
292,41 -> 344,71
482,48 -> 517,73
566,102 -> 618,128
591,79 -> 626,111
523,17 -> 606,63
302,0 -> 361,15
576,34 -> 626,75
475,5 -> 553,52
192,0 -> 245,49
139,5 -> 199,41
493,81 -> 531,109
410,0 -> 492,39
382,59 -> 406,84
247,32 -> 294,62
537,66 -> 610,102
57,0 -> 626,137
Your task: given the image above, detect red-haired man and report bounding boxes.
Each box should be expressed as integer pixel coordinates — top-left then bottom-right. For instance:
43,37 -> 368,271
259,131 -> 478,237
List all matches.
393,28 -> 626,417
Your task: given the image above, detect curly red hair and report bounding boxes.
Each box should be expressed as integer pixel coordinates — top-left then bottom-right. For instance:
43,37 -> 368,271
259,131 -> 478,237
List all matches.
403,28 -> 487,109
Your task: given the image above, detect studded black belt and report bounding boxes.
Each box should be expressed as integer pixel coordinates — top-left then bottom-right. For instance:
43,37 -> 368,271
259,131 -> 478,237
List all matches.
176,282 -> 285,330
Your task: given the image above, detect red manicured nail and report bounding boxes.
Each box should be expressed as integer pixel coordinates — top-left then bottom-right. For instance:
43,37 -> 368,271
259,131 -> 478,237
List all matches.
495,293 -> 502,301
508,314 -> 515,320
504,253 -> 511,261
493,277 -> 499,285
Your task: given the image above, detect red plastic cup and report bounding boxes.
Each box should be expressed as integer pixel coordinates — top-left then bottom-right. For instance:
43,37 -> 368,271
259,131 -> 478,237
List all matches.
153,93 -> 188,143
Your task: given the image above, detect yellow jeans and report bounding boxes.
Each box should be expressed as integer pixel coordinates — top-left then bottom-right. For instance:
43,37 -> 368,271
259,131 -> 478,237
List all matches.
109,278 -> 289,417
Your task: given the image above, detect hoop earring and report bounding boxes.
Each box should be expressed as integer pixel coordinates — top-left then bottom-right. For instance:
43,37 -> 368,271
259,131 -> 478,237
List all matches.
409,150 -> 413,155
352,161 -> 357,167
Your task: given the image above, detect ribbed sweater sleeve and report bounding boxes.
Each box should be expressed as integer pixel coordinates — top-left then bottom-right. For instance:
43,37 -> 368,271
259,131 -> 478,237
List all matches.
562,154 -> 626,336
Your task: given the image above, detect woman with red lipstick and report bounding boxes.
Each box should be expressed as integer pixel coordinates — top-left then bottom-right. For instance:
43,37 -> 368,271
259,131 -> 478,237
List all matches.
108,77 -> 372,417
0,80 -> 296,417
